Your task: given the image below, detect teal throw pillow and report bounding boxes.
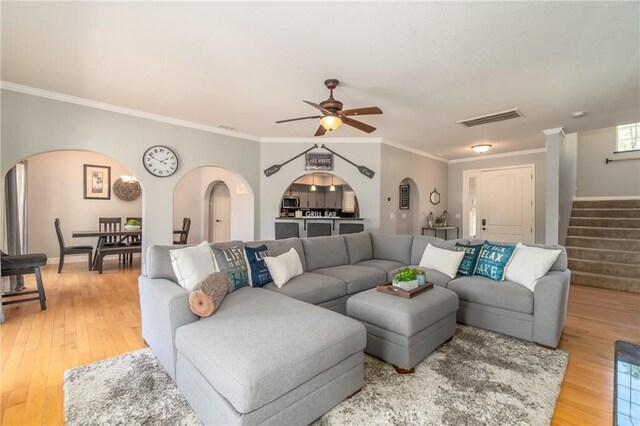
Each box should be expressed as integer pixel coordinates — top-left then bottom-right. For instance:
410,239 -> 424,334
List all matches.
211,246 -> 250,292
454,242 -> 483,276
474,242 -> 516,281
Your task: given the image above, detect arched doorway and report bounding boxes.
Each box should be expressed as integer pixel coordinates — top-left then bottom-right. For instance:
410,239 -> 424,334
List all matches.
209,182 -> 231,242
2,150 -> 143,272
173,166 -> 255,243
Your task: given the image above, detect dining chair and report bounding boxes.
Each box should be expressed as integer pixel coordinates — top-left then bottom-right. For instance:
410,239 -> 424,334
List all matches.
307,223 -> 332,238
125,217 -> 142,264
173,218 -> 191,245
1,250 -> 47,310
275,222 -> 300,240
54,218 -> 93,272
338,223 -> 364,235
99,217 -> 126,264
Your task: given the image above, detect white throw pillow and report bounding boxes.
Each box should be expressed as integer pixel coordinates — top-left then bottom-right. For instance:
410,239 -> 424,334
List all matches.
419,244 -> 465,279
263,248 -> 303,288
505,242 -> 562,291
170,241 -> 216,291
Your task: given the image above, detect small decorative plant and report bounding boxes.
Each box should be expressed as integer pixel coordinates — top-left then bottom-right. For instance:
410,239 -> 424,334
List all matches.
393,267 -> 418,283
126,219 -> 141,226
434,216 -> 445,226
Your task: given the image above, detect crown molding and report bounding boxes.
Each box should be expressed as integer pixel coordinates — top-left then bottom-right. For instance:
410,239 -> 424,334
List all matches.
1,81 -> 262,142
260,137 -> 383,144
448,147 -> 547,164
381,140 -> 449,163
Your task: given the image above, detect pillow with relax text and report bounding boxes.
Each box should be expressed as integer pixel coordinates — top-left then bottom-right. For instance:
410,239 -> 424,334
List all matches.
474,242 -> 516,281
244,245 -> 273,288
454,242 -> 483,276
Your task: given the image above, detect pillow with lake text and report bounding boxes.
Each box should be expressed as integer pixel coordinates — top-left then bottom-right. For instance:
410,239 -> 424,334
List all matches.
474,242 -> 516,281
454,242 -> 484,276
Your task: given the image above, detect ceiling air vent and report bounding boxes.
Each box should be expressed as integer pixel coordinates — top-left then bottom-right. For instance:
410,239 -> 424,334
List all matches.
457,108 -> 523,128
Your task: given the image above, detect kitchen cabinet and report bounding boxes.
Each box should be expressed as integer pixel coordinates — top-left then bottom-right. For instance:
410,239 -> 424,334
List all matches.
325,186 -> 343,208
343,190 -> 355,212
298,185 -> 309,208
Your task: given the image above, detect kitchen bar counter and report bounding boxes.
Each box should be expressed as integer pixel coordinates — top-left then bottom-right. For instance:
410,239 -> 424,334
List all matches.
276,216 -> 363,231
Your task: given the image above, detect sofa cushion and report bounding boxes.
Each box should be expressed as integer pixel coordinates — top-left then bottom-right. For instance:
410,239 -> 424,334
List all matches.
411,236 -> 469,265
175,287 -> 366,414
344,232 -> 373,264
371,234 -> 413,264
356,259 -> 405,274
263,272 -> 347,305
301,235 -> 349,271
388,266 -> 455,288
470,239 -> 567,272
447,276 -> 534,314
246,238 -> 307,272
313,265 -> 387,294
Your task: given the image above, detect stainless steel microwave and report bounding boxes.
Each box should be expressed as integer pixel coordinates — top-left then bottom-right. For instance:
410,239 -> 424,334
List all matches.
282,196 -> 300,209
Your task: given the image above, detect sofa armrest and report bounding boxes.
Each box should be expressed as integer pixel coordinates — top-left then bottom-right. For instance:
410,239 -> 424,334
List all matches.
533,270 -> 571,348
138,275 -> 198,379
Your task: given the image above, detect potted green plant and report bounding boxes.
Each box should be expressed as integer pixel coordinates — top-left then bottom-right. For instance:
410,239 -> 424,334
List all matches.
124,219 -> 142,231
434,216 -> 445,227
392,267 -> 419,291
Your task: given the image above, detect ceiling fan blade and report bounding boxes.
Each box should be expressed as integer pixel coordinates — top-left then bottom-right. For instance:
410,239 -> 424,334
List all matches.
314,126 -> 327,137
343,117 -> 376,133
303,100 -> 331,115
276,115 -> 321,124
340,107 -> 383,117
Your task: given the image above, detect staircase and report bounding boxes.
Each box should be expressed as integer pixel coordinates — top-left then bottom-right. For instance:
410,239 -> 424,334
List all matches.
566,199 -> 640,293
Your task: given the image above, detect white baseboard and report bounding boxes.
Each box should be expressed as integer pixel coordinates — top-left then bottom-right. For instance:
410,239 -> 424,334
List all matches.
574,196 -> 640,201
48,253 -> 141,265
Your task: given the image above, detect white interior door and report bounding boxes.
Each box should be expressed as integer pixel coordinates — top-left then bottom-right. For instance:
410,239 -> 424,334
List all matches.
479,166 -> 534,243
210,182 -> 231,242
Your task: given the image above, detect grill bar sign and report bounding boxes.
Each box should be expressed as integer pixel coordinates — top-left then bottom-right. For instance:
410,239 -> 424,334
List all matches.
305,153 -> 333,171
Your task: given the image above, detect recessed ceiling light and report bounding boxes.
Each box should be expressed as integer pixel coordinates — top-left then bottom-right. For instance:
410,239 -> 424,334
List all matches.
572,111 -> 586,118
471,144 -> 492,154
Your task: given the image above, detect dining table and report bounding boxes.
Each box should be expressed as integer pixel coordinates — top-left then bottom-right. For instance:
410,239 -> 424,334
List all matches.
72,229 -> 143,270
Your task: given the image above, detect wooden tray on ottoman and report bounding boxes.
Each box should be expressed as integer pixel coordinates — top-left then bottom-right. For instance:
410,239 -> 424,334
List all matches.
376,282 -> 434,299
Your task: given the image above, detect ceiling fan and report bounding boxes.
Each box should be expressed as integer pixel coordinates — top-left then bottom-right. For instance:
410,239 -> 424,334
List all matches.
276,79 -> 383,136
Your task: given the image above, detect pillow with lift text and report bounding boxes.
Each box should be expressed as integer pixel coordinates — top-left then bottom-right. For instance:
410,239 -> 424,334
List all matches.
454,242 -> 483,276
474,242 -> 516,281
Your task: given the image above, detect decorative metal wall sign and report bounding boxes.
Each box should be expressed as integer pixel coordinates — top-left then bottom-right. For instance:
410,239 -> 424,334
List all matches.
399,184 -> 410,209
305,153 -> 333,171
320,144 -> 375,179
263,144 -> 318,177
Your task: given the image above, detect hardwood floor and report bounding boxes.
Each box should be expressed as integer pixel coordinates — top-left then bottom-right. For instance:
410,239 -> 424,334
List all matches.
1,262 -> 638,425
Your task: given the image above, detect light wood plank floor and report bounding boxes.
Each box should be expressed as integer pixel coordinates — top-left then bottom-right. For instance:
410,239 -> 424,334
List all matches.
1,261 -> 638,425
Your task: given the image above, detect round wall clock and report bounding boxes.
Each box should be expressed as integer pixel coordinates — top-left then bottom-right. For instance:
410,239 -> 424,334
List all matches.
143,145 -> 179,177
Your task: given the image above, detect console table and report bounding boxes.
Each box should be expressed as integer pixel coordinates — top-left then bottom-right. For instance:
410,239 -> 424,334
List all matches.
421,226 -> 459,240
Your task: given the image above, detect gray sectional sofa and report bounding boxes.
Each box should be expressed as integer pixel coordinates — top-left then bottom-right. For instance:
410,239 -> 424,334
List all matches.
139,232 -> 570,425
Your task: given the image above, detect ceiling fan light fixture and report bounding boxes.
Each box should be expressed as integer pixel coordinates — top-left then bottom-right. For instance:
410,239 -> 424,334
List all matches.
471,144 -> 492,154
320,115 -> 342,131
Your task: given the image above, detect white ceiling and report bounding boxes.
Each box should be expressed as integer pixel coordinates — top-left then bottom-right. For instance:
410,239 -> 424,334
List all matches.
2,1 -> 638,159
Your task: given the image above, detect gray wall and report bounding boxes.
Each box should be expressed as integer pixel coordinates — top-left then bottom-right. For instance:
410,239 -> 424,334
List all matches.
448,151 -> 546,243
576,126 -> 640,198
379,144 -> 448,235
1,90 -> 261,267
558,133 -> 578,244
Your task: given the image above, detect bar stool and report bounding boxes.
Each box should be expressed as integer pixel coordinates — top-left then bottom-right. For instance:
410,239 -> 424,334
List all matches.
307,223 -> 332,238
275,222 -> 300,240
339,223 -> 364,235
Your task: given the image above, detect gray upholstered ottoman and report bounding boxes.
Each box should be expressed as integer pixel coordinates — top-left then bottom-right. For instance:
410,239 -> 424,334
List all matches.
346,286 -> 459,373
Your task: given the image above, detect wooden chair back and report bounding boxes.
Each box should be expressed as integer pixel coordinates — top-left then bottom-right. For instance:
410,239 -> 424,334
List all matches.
99,217 -> 122,245
54,218 -> 66,250
178,218 -> 191,244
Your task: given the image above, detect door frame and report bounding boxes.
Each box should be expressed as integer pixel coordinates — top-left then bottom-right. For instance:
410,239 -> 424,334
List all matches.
462,164 -> 535,240
209,181 -> 231,242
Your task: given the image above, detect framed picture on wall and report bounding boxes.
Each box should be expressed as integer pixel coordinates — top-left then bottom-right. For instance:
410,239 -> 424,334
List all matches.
83,164 -> 111,200
399,184 -> 410,210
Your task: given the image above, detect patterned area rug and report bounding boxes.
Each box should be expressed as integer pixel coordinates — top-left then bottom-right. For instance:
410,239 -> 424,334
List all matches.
64,326 -> 568,426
